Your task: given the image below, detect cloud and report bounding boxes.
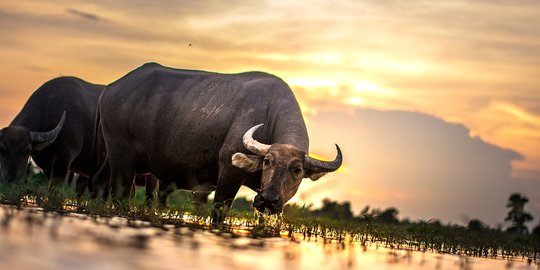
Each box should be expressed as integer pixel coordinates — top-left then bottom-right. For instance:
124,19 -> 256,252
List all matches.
294,109 -> 533,227
490,99 -> 540,126
65,8 -> 107,22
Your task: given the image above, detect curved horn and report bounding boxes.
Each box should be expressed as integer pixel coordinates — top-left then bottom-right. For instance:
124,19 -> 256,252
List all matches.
305,144 -> 343,172
242,124 -> 270,156
30,111 -> 66,143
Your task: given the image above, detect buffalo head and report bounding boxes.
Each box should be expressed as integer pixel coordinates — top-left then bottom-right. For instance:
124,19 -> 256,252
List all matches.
232,124 -> 342,214
0,112 -> 65,184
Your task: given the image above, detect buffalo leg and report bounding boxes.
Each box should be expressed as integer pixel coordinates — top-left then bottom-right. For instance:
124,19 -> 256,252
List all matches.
108,156 -> 135,200
157,181 -> 176,206
144,175 -> 158,203
133,174 -> 150,200
66,171 -> 76,186
104,136 -> 137,200
48,156 -> 69,194
192,187 -> 212,209
32,155 -> 52,182
66,172 -> 88,197
75,175 -> 88,197
111,169 -> 135,200
156,178 -> 175,206
134,174 -> 170,206
192,191 -> 210,207
212,167 -> 244,223
91,157 -> 111,199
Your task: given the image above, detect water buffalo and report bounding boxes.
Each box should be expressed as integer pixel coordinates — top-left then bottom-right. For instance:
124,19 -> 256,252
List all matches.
0,77 -> 101,191
0,76 -> 171,202
94,62 -> 342,219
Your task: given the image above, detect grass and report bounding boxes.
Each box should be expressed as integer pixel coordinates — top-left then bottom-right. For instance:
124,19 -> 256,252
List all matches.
0,173 -> 539,262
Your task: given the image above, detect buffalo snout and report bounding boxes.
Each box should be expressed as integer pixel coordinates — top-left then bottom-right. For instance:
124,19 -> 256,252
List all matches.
253,192 -> 283,214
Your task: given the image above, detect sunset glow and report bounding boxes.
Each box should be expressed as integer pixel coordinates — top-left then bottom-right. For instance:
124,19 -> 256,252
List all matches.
1,0 -> 539,225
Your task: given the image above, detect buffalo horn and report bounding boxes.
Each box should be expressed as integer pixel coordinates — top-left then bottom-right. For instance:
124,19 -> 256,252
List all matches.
242,124 -> 270,156
305,144 -> 343,172
30,111 -> 66,143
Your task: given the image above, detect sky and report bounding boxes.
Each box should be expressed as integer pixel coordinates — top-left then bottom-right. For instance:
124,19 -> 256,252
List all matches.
1,0 -> 539,227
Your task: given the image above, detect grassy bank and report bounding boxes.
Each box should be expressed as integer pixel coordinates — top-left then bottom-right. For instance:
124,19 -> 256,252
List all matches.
0,174 -> 538,262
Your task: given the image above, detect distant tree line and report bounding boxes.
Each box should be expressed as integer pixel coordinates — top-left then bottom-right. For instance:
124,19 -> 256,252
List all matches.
231,192 -> 540,258
232,192 -> 540,237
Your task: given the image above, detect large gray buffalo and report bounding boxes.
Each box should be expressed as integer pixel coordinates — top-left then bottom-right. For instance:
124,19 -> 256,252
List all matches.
94,63 -> 342,219
0,77 -> 102,191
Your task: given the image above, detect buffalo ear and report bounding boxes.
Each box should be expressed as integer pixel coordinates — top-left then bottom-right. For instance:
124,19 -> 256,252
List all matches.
303,168 -> 327,181
232,153 -> 262,172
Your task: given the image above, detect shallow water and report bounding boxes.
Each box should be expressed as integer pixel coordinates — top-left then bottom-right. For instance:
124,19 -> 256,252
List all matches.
0,205 -> 537,270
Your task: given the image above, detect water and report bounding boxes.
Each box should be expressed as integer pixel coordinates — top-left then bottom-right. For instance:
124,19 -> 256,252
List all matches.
0,205 -> 537,270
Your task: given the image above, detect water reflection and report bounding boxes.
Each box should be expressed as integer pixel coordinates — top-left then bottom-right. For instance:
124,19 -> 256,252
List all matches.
0,205 -> 537,270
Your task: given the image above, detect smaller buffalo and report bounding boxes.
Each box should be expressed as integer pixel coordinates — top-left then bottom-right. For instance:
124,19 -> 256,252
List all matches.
0,76 -> 168,202
0,77 -> 102,192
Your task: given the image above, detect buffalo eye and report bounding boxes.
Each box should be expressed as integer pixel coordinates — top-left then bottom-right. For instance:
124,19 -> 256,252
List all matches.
292,167 -> 302,175
24,146 -> 32,155
263,158 -> 270,166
